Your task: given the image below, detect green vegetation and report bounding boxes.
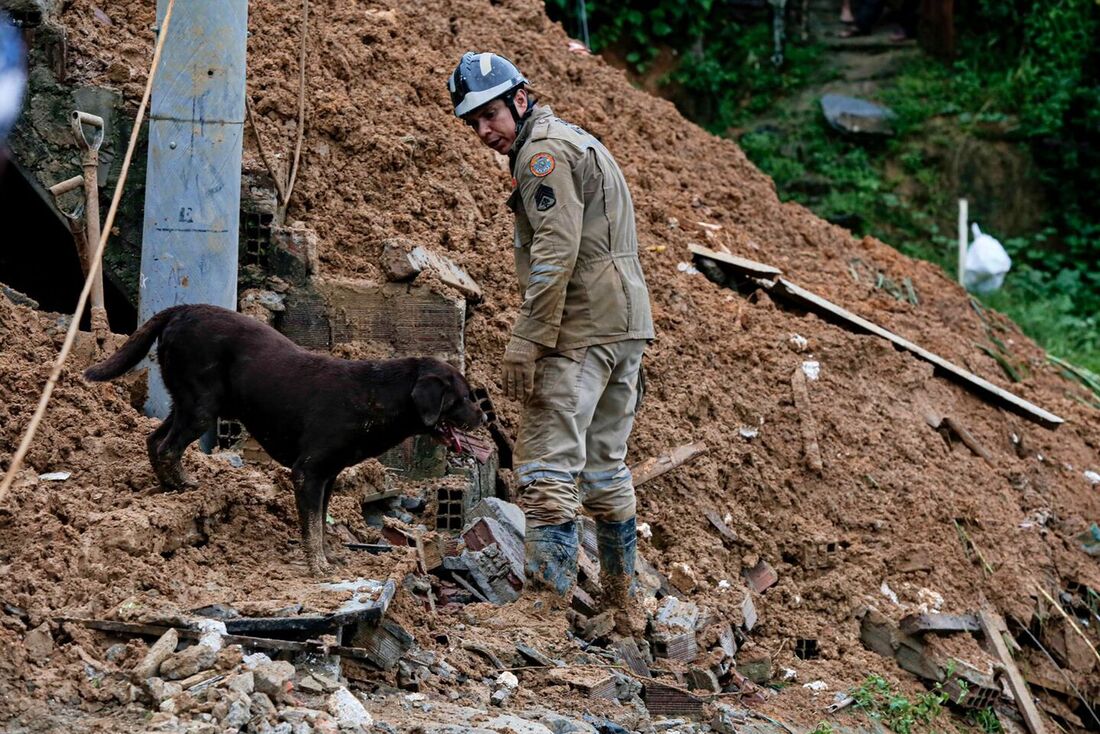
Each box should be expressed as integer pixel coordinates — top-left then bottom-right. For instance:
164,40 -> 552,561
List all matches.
852,673 -> 949,734
544,0 -> 1100,374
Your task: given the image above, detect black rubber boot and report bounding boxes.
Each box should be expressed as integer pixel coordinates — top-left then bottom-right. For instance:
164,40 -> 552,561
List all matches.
524,520 -> 579,596
597,517 -> 644,635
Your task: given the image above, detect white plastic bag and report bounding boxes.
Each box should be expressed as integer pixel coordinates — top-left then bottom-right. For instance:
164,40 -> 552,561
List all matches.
963,223 -> 1011,294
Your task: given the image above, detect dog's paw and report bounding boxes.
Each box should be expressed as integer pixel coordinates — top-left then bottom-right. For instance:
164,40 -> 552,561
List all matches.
307,557 -> 334,577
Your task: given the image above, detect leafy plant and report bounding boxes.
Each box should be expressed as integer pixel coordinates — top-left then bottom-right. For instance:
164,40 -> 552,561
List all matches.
852,674 -> 949,734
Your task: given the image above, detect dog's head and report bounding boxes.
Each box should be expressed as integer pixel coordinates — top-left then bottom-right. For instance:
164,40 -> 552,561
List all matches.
411,360 -> 485,450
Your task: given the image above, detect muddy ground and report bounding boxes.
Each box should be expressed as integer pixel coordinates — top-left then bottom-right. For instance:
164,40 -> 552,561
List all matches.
1,0 -> 1099,731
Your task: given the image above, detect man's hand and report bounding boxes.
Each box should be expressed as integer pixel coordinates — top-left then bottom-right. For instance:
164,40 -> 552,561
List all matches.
502,336 -> 539,402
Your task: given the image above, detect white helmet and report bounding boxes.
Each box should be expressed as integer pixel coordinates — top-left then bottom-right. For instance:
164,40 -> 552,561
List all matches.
448,51 -> 527,118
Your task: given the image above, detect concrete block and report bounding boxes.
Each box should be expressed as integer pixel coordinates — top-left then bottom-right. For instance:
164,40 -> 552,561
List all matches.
654,597 -> 699,632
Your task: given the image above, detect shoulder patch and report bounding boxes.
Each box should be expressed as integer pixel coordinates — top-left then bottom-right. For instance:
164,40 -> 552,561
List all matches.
534,184 -> 556,211
529,152 -> 555,177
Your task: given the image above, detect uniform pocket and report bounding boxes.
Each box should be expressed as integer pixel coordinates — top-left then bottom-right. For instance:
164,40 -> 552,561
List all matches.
579,259 -> 629,334
531,350 -> 588,411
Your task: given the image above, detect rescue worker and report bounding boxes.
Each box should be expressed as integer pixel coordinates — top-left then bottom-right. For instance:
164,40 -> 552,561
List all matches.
448,52 -> 655,627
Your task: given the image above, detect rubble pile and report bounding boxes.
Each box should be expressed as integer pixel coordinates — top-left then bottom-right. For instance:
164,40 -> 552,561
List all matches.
2,0 -> 1099,731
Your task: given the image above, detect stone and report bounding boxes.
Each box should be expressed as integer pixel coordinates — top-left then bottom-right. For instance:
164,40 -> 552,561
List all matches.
227,671 -> 254,695
686,667 -> 721,693
254,660 -> 297,697
133,628 -> 179,681
581,611 -> 615,642
298,675 -> 325,694
243,652 -> 273,670
225,695 -> 251,729
484,715 -> 554,734
145,677 -> 183,704
159,644 -> 218,681
490,688 -> 511,706
251,691 -> 277,718
326,687 -> 373,729
711,703 -> 750,734
820,94 -> 896,136
280,707 -> 325,724
23,623 -> 53,661
539,713 -> 599,734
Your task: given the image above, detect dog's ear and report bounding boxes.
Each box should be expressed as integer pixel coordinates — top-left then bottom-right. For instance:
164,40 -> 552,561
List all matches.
412,374 -> 454,426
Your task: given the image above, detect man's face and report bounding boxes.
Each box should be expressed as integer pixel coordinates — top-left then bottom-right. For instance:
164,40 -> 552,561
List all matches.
463,90 -> 527,155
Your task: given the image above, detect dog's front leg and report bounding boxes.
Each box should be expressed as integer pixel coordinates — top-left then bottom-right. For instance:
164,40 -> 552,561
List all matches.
292,469 -> 331,576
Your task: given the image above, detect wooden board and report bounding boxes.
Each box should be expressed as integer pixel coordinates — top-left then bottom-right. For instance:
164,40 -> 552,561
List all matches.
688,243 -> 783,278
631,442 -> 709,487
771,278 -> 1063,427
979,610 -> 1048,734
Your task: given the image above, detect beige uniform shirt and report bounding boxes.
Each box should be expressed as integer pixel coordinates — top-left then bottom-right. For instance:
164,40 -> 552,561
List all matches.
507,106 -> 655,352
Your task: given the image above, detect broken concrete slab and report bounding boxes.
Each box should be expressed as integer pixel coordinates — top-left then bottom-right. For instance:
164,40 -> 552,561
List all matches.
899,612 -> 980,636
687,244 -> 782,279
736,653 -> 774,684
546,668 -> 617,700
159,644 -> 217,681
686,667 -> 721,693
381,238 -> 483,302
741,593 -> 758,632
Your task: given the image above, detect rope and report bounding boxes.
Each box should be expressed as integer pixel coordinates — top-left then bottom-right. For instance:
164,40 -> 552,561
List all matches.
0,0 -> 178,504
283,0 -> 309,210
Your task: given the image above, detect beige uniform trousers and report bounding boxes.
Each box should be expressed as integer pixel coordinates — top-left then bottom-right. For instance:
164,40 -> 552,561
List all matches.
514,339 -> 645,528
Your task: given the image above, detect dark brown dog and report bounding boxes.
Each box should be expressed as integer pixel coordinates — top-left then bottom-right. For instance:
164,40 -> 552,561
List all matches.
85,304 -> 484,574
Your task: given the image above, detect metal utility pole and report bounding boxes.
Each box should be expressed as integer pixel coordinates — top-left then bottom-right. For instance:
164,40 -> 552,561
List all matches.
138,0 -> 248,418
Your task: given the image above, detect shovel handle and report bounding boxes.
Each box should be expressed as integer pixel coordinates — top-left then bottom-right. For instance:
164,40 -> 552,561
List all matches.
71,110 -> 105,152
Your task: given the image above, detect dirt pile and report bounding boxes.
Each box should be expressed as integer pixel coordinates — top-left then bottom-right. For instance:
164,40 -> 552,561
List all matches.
2,0 -> 1100,730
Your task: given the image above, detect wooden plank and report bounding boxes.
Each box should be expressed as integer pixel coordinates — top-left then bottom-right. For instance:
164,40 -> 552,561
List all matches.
900,612 -> 981,636
688,243 -> 783,278
61,618 -> 376,660
704,510 -> 738,544
943,417 -> 995,465
770,278 -> 1063,427
630,442 -> 709,487
979,610 -> 1048,734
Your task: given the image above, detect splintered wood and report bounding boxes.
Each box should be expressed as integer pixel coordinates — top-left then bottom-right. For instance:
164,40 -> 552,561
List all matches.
630,442 -> 709,487
790,367 -> 823,474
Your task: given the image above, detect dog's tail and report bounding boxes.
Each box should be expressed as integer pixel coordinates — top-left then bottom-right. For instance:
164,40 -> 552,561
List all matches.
84,306 -> 183,381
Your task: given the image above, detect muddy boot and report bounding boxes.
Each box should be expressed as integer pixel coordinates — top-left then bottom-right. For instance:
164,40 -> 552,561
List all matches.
597,517 -> 646,636
524,520 -> 579,597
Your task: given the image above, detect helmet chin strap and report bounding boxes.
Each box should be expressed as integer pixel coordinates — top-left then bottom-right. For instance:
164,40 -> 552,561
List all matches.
504,90 -> 535,136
